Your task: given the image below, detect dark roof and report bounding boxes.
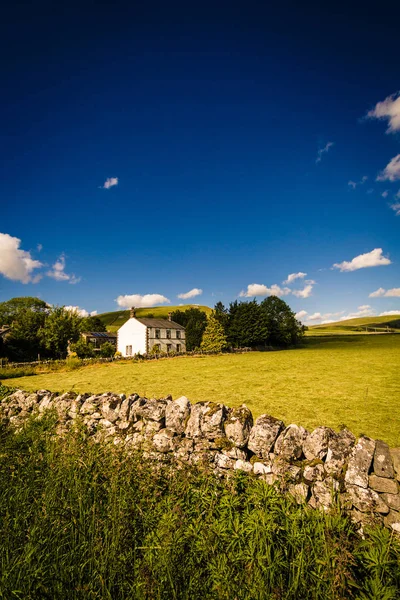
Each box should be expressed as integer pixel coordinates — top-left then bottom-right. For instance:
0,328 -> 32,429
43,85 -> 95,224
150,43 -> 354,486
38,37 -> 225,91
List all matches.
136,318 -> 185,330
81,331 -> 118,338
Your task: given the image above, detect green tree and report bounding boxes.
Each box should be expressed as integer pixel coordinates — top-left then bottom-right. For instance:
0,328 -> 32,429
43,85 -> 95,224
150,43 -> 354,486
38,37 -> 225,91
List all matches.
70,339 -> 95,358
260,296 -> 305,347
99,342 -> 116,358
200,313 -> 228,352
171,308 -> 208,350
79,316 -> 106,333
0,297 -> 48,360
227,300 -> 268,348
213,301 -> 229,335
39,307 -> 81,359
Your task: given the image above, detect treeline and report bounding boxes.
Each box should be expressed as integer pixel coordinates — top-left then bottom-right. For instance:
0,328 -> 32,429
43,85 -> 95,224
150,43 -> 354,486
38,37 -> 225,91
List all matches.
172,297 -> 305,351
0,297 -> 106,361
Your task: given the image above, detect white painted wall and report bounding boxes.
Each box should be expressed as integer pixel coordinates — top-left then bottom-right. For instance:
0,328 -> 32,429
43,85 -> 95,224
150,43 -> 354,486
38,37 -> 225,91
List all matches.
117,318 -> 147,356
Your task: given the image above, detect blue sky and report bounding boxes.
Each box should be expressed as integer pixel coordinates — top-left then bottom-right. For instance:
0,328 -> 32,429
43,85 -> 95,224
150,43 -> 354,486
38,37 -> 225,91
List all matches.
1,1 -> 400,323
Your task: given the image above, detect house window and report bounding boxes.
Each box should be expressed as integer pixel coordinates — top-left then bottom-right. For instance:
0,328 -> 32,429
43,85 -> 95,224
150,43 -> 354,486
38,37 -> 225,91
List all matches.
176,330 -> 181,339
167,344 -> 172,352
126,345 -> 132,356
166,329 -> 171,339
176,344 -> 181,353
155,329 -> 160,339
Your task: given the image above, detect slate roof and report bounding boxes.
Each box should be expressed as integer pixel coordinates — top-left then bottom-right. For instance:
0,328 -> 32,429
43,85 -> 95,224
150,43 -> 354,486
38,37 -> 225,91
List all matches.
136,318 -> 185,330
82,331 -> 118,338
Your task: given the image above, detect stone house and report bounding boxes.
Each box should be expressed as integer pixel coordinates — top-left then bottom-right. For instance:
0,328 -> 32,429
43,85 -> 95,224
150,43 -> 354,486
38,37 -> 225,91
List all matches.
117,308 -> 186,357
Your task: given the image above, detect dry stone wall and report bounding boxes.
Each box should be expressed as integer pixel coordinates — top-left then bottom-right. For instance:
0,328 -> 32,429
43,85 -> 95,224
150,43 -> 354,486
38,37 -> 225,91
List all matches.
1,388 -> 400,534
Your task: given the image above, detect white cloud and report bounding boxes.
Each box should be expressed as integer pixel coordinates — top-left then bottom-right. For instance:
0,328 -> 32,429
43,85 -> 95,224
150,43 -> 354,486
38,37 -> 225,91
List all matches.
47,254 -> 81,284
390,202 -> 400,216
332,248 -> 391,272
0,232 -> 43,283
64,306 -> 98,318
348,175 -> 368,189
382,190 -> 389,198
379,310 -> 400,316
101,177 -> 119,189
116,293 -> 170,308
306,311 -> 344,323
239,283 -> 291,298
369,287 -> 400,298
283,272 -> 307,284
366,188 -> 374,195
340,305 -> 375,320
292,284 -> 313,299
316,142 -> 334,164
295,310 -> 308,320
37,243 -> 43,252
177,288 -> 203,300
377,154 -> 400,182
367,92 -> 400,133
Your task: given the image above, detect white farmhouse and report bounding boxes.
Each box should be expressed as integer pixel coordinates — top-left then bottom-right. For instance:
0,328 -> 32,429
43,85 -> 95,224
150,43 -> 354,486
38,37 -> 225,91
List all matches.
117,308 -> 186,357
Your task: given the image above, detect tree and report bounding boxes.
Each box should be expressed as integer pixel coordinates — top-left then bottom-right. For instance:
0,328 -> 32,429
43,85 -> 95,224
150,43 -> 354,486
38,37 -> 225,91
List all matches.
171,308 -> 208,350
39,307 -> 81,359
79,316 -> 106,333
259,296 -> 305,347
227,300 -> 268,348
213,301 -> 229,335
99,342 -> 116,358
70,339 -> 95,358
0,297 -> 48,360
200,313 -> 228,352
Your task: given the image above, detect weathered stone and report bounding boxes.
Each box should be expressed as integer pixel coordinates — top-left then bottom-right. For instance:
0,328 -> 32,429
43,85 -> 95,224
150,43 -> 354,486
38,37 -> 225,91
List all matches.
118,420 -> 132,431
253,461 -> 273,476
346,484 -> 389,514
345,437 -> 376,489
247,415 -> 284,458
224,405 -> 253,448
312,478 -> 339,511
288,482 -> 309,503
144,421 -> 163,436
119,397 -> 133,421
274,424 -> 308,460
201,402 -> 226,439
221,447 -> 247,460
325,428 -> 356,476
165,396 -> 191,434
384,510 -> 400,533
134,398 -> 167,422
303,427 -> 333,460
272,458 -> 301,482
351,509 -> 381,529
303,464 -> 325,483
153,428 -> 176,453
98,419 -> 114,429
80,396 -> 99,415
215,453 -> 236,469
380,493 -> 400,512
373,440 -> 395,479
390,449 -> 400,482
234,459 -> 253,473
38,394 -> 55,413
185,403 -> 204,438
100,396 -> 121,423
369,474 -> 398,495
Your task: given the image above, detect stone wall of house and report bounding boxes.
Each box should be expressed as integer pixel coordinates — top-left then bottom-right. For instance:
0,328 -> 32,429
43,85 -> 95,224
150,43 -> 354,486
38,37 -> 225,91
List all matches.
1,388 -> 400,534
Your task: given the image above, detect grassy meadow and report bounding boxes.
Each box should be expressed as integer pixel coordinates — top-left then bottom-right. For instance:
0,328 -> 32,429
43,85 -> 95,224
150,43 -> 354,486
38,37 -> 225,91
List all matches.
6,334 -> 400,446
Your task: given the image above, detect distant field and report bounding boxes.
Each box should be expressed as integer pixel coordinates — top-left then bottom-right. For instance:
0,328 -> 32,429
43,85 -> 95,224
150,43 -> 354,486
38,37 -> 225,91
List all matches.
6,334 -> 400,446
306,314 -> 400,336
99,305 -> 212,332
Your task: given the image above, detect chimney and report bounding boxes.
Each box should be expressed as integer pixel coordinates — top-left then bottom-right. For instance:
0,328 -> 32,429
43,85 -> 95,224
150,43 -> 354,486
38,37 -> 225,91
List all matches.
130,307 -> 136,319
168,312 -> 172,322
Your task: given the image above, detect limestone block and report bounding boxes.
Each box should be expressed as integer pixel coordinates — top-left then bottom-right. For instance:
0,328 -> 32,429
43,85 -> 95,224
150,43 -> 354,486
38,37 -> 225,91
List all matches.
222,447 -> 247,460
369,474 -> 398,495
373,440 -> 395,479
253,462 -> 273,476
214,453 -> 235,470
234,459 -> 253,473
201,402 -> 226,439
165,396 -> 191,434
288,482 -> 309,503
303,426 -> 334,460
380,493 -> 400,512
185,403 -> 204,438
134,398 -> 167,422
224,405 -> 253,448
153,428 -> 176,453
303,464 -> 325,483
384,510 -> 400,533
247,415 -> 284,458
346,484 -> 389,514
274,424 -> 308,460
312,478 -> 339,511
345,437 -> 376,488
390,449 -> 400,482
325,428 -> 356,476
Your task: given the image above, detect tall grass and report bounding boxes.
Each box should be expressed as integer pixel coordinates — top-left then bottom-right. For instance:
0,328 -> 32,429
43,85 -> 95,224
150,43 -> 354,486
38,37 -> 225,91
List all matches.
0,415 -> 399,599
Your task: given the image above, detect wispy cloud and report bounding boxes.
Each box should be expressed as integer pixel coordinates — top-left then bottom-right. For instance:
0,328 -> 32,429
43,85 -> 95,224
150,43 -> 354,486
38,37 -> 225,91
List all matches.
348,175 -> 368,189
47,254 -> 81,284
382,190 -> 389,198
390,202 -> 400,216
377,154 -> 400,182
306,311 -> 345,323
292,284 -> 313,298
316,141 -> 334,164
116,293 -> 170,308
64,306 -> 98,317
177,288 -> 203,300
366,92 -> 400,133
332,248 -> 391,272
339,305 -> 375,320
239,283 -> 291,298
369,287 -> 400,298
283,272 -> 307,284
0,232 -> 43,284
101,177 -> 119,189
295,310 -> 308,321
379,310 -> 400,316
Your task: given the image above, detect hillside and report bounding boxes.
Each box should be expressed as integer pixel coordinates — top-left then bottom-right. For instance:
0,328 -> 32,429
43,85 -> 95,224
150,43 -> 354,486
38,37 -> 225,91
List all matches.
307,314 -> 400,336
98,305 -> 212,332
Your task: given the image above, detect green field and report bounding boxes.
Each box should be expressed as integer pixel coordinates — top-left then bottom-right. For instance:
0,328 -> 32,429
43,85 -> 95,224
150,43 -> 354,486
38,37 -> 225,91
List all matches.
307,314 -> 400,336
6,334 -> 400,446
99,304 -> 212,332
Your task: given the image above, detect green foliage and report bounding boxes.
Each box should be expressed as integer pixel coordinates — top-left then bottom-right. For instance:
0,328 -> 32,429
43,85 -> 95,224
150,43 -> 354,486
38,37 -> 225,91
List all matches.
0,296 -> 48,360
39,306 -> 81,359
201,313 -> 228,352
70,339 -> 95,358
172,308 -> 208,350
0,419 -> 399,599
227,299 -> 268,347
79,315 -> 107,333
99,341 -> 116,358
259,296 -> 305,347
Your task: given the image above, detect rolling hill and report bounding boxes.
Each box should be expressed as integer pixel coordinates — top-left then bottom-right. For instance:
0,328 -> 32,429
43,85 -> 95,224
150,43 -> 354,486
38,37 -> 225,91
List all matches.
98,305 -> 212,332
306,314 -> 400,336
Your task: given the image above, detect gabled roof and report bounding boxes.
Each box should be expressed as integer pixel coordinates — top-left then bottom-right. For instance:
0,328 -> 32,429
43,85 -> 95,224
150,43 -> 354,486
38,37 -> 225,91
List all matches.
136,318 -> 185,330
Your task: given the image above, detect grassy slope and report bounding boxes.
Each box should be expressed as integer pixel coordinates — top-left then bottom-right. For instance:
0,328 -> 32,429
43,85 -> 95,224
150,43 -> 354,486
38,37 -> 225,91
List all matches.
99,305 -> 212,332
6,334 -> 400,446
306,314 -> 400,336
